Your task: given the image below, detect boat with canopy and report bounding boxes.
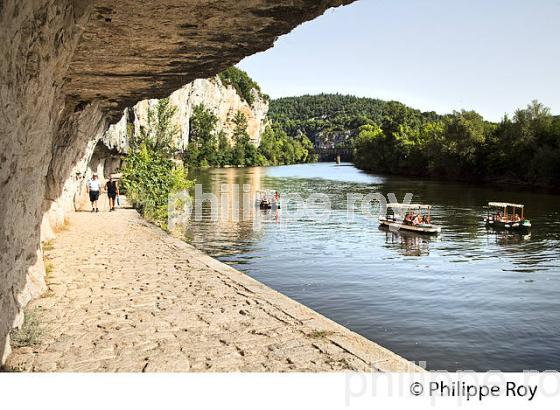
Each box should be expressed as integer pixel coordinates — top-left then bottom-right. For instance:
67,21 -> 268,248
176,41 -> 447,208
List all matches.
484,202 -> 531,230
379,203 -> 442,234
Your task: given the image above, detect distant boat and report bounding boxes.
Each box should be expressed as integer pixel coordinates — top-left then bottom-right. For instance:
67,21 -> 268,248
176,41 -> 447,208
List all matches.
379,203 -> 442,234
484,202 -> 531,230
255,190 -> 280,210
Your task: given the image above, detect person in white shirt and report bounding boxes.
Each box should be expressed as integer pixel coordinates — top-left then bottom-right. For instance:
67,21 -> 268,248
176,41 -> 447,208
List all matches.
87,174 -> 101,212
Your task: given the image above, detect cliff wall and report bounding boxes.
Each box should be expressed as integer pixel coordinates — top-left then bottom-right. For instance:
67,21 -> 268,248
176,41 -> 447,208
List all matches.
105,75 -> 269,153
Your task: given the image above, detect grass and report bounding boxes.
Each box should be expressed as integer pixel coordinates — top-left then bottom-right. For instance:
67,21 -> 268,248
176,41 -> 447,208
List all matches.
42,240 -> 54,252
42,251 -> 56,297
10,308 -> 42,348
0,364 -> 24,372
43,259 -> 56,297
308,330 -> 335,339
45,261 -> 54,275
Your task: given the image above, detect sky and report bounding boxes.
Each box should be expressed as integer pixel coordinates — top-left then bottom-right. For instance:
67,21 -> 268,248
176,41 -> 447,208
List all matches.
237,0 -> 560,121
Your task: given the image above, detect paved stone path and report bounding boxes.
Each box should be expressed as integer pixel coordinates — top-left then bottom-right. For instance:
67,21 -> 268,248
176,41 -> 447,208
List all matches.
7,209 -> 419,372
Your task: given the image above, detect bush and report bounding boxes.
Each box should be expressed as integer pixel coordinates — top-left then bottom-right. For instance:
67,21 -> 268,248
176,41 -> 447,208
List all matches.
123,99 -> 194,227
122,144 -> 192,227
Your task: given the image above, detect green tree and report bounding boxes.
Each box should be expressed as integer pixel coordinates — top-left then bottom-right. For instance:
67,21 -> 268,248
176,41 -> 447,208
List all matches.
258,126 -> 278,164
185,104 -> 219,167
443,110 -> 486,165
216,130 -> 232,166
132,98 -> 178,156
513,100 -> 552,145
352,124 -> 387,171
420,120 -> 446,174
231,111 -> 250,166
123,99 -> 193,226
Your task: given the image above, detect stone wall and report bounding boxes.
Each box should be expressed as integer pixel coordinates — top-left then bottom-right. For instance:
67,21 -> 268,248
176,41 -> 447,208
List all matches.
0,0 -> 355,364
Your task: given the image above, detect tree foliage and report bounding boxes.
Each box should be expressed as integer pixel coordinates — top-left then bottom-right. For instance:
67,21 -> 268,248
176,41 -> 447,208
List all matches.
182,105 -> 315,168
131,97 -> 179,156
352,100 -> 560,187
271,94 -> 560,188
184,104 -> 219,167
123,99 -> 193,226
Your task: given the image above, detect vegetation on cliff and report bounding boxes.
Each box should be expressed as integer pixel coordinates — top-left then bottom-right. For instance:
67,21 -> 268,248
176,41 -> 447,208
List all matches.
183,104 -> 315,167
218,66 -> 268,106
122,98 -> 193,225
270,94 -> 560,188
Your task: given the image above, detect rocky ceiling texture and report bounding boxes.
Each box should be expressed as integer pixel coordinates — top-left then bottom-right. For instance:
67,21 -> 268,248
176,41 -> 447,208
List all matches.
66,0 -> 356,121
0,0 -> 357,364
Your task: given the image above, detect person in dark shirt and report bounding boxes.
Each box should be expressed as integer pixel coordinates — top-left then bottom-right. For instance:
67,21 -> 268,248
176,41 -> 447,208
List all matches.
106,176 -> 120,211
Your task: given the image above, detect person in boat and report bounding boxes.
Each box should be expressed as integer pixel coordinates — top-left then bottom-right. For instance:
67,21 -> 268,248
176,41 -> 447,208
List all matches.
495,211 -> 502,222
421,215 -> 430,225
404,212 -> 413,225
412,213 -> 422,226
514,213 -> 521,222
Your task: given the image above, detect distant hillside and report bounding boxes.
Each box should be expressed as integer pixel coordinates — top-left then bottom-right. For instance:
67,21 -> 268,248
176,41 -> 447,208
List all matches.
269,93 -> 440,149
269,94 -> 560,188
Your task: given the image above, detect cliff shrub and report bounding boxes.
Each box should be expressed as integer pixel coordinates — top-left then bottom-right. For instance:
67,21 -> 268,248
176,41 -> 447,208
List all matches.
218,66 -> 267,106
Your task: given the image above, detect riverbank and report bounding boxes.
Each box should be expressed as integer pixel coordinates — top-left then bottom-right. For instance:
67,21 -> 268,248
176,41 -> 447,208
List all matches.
6,208 -> 419,372
353,164 -> 560,194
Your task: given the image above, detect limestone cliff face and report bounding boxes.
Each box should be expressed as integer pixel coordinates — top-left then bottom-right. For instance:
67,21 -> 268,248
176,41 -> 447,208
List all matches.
105,76 -> 269,152
0,0 -> 356,365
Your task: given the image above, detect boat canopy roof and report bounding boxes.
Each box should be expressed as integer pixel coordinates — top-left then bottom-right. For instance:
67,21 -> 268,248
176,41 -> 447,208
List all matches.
488,202 -> 524,208
387,203 -> 432,209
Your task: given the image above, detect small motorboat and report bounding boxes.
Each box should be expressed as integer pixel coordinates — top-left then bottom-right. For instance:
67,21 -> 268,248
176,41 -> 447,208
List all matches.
484,202 -> 531,230
379,203 -> 442,234
256,190 -> 281,210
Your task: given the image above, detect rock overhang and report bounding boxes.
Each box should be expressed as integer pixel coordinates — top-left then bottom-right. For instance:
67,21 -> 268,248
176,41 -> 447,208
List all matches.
63,0 -> 357,122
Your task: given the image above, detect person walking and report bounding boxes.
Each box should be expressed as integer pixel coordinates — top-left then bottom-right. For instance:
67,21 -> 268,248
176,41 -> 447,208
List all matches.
106,176 -> 120,211
87,174 -> 101,212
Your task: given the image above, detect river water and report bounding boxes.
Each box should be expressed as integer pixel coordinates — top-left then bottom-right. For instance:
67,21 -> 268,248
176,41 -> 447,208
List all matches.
184,162 -> 560,371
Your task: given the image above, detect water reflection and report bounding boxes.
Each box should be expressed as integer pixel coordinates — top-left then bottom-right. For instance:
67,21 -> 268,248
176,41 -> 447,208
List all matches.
378,225 -> 435,256
488,230 -> 532,246
184,167 -> 265,256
